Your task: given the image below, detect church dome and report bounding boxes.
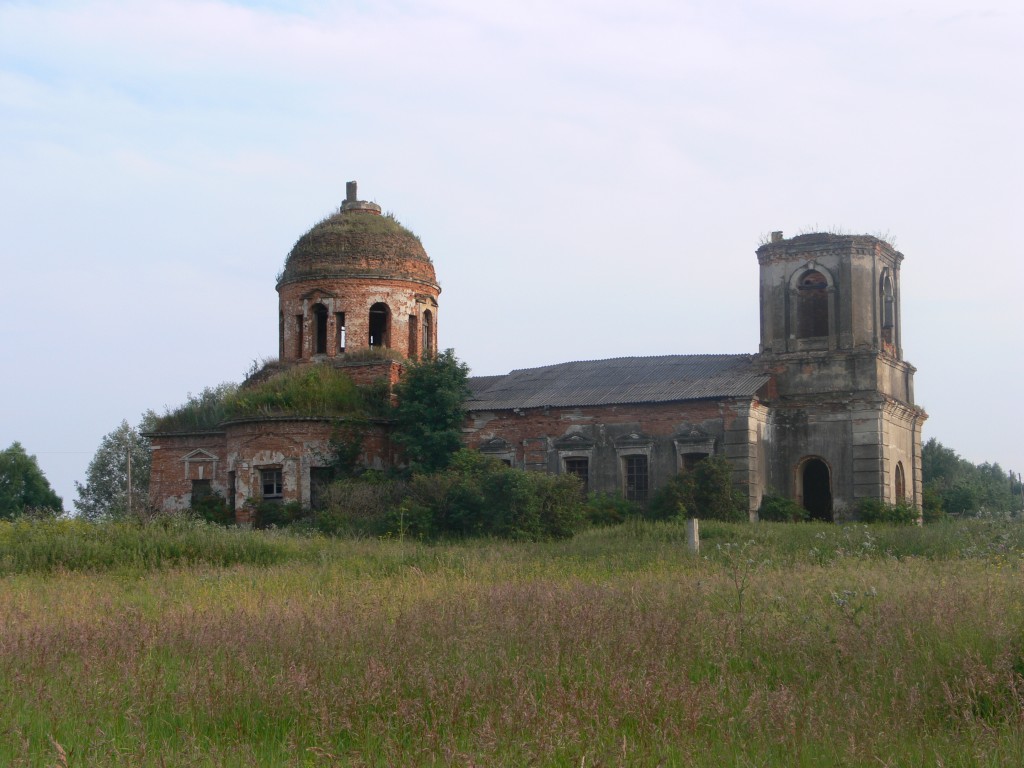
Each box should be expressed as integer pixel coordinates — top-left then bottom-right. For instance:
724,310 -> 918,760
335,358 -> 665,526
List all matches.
277,182 -> 438,289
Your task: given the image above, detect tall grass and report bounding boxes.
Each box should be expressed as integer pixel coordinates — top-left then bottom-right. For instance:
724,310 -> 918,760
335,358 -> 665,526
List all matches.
1,520 -> 1022,765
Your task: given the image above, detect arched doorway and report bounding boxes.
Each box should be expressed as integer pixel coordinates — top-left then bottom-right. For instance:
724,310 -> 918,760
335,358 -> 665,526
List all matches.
801,458 -> 833,521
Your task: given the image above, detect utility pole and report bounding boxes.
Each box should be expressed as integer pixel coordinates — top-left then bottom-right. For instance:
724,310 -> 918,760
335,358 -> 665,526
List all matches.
127,431 -> 132,517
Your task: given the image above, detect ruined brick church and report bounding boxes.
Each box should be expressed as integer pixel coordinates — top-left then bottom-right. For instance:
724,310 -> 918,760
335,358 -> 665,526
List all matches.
149,183 -> 926,521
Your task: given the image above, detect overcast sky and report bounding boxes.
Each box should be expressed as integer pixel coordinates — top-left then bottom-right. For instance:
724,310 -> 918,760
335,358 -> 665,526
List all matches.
2,0 -> 1022,509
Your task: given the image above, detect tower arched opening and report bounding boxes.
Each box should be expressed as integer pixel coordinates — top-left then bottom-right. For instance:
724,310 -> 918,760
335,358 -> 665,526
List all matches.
369,303 -> 391,348
796,270 -> 829,338
313,303 -> 328,355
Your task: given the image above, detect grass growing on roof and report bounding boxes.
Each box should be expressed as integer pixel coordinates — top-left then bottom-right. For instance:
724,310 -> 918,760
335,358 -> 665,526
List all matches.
155,364 -> 391,432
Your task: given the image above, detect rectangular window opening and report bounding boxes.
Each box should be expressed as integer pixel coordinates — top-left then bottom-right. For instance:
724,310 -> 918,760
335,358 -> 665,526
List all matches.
624,455 -> 649,504
261,468 -> 283,501
564,457 -> 589,492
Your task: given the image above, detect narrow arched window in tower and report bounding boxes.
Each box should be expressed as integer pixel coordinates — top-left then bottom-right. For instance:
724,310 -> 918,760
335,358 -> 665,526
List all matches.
797,270 -> 829,338
422,309 -> 434,357
369,303 -> 390,348
801,458 -> 832,521
894,461 -> 906,502
881,272 -> 895,348
295,314 -> 304,358
336,312 -> 346,353
313,304 -> 328,355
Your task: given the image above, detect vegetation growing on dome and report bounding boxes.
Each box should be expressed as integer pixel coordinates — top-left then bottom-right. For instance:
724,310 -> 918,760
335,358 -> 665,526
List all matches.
291,209 -> 421,251
154,366 -> 390,432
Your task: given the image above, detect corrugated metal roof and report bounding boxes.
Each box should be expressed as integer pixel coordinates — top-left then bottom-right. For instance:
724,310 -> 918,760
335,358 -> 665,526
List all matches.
467,354 -> 768,411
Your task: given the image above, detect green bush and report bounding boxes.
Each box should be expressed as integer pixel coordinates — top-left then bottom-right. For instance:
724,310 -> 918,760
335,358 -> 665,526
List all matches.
758,494 -> 809,522
400,450 -> 584,540
315,476 -> 408,536
189,492 -> 233,526
583,493 -> 639,526
252,500 -> 308,529
646,457 -> 745,522
856,498 -> 920,525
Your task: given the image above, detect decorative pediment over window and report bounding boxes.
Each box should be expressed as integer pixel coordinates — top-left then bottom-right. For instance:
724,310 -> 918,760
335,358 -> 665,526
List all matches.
181,449 -> 218,462
181,449 -> 219,480
614,432 -> 653,455
554,433 -> 595,451
673,427 -> 716,462
479,437 -> 512,454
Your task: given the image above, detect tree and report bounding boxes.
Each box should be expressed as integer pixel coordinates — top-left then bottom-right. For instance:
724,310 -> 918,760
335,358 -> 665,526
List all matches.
647,456 -> 745,522
74,413 -> 157,520
0,442 -> 63,518
922,438 -> 1022,517
392,349 -> 471,474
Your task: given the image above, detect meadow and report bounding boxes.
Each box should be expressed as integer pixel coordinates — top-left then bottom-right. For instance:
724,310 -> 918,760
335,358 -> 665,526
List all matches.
1,518 -> 1023,766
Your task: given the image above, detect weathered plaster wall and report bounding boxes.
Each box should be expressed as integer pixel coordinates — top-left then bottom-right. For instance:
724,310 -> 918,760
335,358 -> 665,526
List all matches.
464,398 -> 766,518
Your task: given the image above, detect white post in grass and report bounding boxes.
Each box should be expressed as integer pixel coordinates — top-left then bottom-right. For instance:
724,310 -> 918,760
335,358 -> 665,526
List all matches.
686,518 -> 700,554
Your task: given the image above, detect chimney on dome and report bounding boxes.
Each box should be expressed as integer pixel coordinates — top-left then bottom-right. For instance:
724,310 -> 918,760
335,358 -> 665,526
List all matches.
340,180 -> 382,214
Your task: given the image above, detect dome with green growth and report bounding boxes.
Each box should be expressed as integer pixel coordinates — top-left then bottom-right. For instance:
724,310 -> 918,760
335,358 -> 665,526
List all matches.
278,184 -> 438,288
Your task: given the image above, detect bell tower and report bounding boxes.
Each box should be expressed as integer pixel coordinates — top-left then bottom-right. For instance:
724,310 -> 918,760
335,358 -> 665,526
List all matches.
755,232 -> 926,519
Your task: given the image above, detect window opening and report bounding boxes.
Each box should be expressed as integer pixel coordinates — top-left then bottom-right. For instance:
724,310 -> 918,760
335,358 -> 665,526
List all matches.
190,479 -> 212,508
796,270 -> 829,338
422,310 -> 434,357
624,455 -> 649,504
881,273 -> 895,347
295,315 -> 304,358
227,471 -> 236,515
310,467 -> 333,510
369,303 -> 390,348
894,461 -> 906,502
681,452 -> 708,471
261,468 -> 283,500
408,314 -> 417,357
564,457 -> 589,491
801,458 -> 832,521
313,304 -> 328,354
336,312 -> 346,352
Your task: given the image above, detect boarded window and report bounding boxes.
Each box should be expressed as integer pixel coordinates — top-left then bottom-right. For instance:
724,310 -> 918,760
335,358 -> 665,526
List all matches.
261,468 -> 283,500
796,270 -> 829,338
624,455 -> 649,504
564,457 -> 589,491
